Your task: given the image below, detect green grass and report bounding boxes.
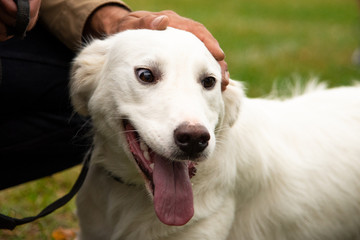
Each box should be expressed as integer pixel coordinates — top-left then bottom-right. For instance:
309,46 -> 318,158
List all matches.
0,167 -> 80,239
132,0 -> 360,96
1,0 -> 359,239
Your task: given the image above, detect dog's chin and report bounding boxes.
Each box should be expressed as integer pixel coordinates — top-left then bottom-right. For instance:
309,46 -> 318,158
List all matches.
171,151 -> 208,163
123,120 -> 197,226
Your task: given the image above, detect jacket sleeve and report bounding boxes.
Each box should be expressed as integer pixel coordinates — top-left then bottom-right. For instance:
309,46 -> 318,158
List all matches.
39,0 -> 130,51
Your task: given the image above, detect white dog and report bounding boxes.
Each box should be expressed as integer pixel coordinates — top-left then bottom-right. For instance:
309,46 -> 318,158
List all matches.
70,28 -> 360,240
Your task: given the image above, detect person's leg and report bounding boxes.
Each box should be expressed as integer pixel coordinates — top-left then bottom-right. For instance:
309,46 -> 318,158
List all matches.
0,24 -> 91,190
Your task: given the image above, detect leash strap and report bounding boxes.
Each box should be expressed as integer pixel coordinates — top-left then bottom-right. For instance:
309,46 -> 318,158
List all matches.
0,0 -> 88,230
6,0 -> 30,39
0,147 -> 93,230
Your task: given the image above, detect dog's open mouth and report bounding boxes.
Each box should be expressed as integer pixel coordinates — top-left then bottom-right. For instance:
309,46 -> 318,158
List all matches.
124,120 -> 197,226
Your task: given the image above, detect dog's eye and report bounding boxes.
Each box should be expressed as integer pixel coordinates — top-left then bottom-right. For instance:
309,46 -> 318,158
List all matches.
136,68 -> 155,83
201,76 -> 216,90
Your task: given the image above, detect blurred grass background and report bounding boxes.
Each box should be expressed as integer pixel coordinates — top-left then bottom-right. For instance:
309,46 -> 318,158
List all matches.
132,0 -> 360,96
1,0 -> 359,239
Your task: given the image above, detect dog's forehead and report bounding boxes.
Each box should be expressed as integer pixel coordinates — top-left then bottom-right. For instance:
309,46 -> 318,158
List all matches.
111,28 -> 212,59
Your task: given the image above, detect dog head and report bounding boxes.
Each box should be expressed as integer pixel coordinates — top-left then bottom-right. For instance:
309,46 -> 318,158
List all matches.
70,28 -> 242,226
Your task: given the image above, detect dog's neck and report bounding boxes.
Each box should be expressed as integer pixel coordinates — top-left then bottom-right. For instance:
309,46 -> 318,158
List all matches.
103,167 -> 139,188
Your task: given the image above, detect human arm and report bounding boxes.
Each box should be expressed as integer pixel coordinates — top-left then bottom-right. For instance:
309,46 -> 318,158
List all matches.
39,0 -> 130,51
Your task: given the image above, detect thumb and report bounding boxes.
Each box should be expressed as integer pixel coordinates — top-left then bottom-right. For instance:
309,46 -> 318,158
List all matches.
150,15 -> 169,30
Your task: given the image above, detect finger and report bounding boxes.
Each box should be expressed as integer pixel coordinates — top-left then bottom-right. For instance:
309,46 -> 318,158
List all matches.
27,15 -> 39,31
27,0 -> 41,30
202,37 -> 225,61
184,25 -> 224,61
0,6 -> 16,27
116,12 -> 167,32
123,11 -> 172,30
112,11 -> 149,30
0,0 -> 17,17
117,10 -> 225,62
0,21 -> 13,41
150,15 -> 169,30
130,12 -> 169,30
158,11 -> 225,61
219,60 -> 230,91
29,0 -> 41,17
139,14 -> 162,29
115,15 -> 144,31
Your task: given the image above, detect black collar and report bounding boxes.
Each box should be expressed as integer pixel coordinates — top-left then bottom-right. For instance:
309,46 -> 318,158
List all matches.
106,170 -> 125,184
104,168 -> 138,188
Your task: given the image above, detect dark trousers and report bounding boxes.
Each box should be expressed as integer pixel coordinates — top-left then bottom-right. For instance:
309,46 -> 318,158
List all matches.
0,24 -> 91,190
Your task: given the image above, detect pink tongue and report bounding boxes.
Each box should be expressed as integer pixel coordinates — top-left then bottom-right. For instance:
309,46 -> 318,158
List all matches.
153,154 -> 194,226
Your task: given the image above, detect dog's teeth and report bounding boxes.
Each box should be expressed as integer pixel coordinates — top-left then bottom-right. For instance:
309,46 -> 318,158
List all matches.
144,151 -> 150,161
150,163 -> 154,170
140,141 -> 148,152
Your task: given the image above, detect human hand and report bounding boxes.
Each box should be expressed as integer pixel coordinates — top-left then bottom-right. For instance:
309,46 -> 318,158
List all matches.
0,0 -> 41,41
85,6 -> 229,90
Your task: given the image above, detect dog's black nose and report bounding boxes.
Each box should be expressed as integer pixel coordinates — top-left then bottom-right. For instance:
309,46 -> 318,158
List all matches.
174,122 -> 210,155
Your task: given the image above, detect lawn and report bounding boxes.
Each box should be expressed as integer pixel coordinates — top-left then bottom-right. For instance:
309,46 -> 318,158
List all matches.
1,0 -> 359,239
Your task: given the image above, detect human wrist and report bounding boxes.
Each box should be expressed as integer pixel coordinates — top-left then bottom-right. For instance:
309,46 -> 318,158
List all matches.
83,3 -> 130,39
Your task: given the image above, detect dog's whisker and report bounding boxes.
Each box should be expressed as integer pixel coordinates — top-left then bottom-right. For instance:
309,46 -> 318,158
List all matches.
215,125 -> 231,133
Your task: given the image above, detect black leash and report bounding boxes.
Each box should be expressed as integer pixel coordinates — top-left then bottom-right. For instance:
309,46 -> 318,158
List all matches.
0,146 -> 93,230
0,0 -> 92,230
6,0 -> 30,39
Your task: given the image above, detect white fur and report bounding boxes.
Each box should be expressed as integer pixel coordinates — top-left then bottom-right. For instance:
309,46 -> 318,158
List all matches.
70,28 -> 360,240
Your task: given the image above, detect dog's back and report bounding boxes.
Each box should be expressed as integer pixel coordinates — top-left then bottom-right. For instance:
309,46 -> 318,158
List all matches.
227,84 -> 360,240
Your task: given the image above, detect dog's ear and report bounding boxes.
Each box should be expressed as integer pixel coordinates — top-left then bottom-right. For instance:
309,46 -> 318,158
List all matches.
222,80 -> 244,127
70,39 -> 109,116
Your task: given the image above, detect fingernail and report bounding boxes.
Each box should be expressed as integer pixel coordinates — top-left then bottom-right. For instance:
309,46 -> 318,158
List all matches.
215,48 -> 225,61
151,16 -> 167,29
220,48 -> 225,56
